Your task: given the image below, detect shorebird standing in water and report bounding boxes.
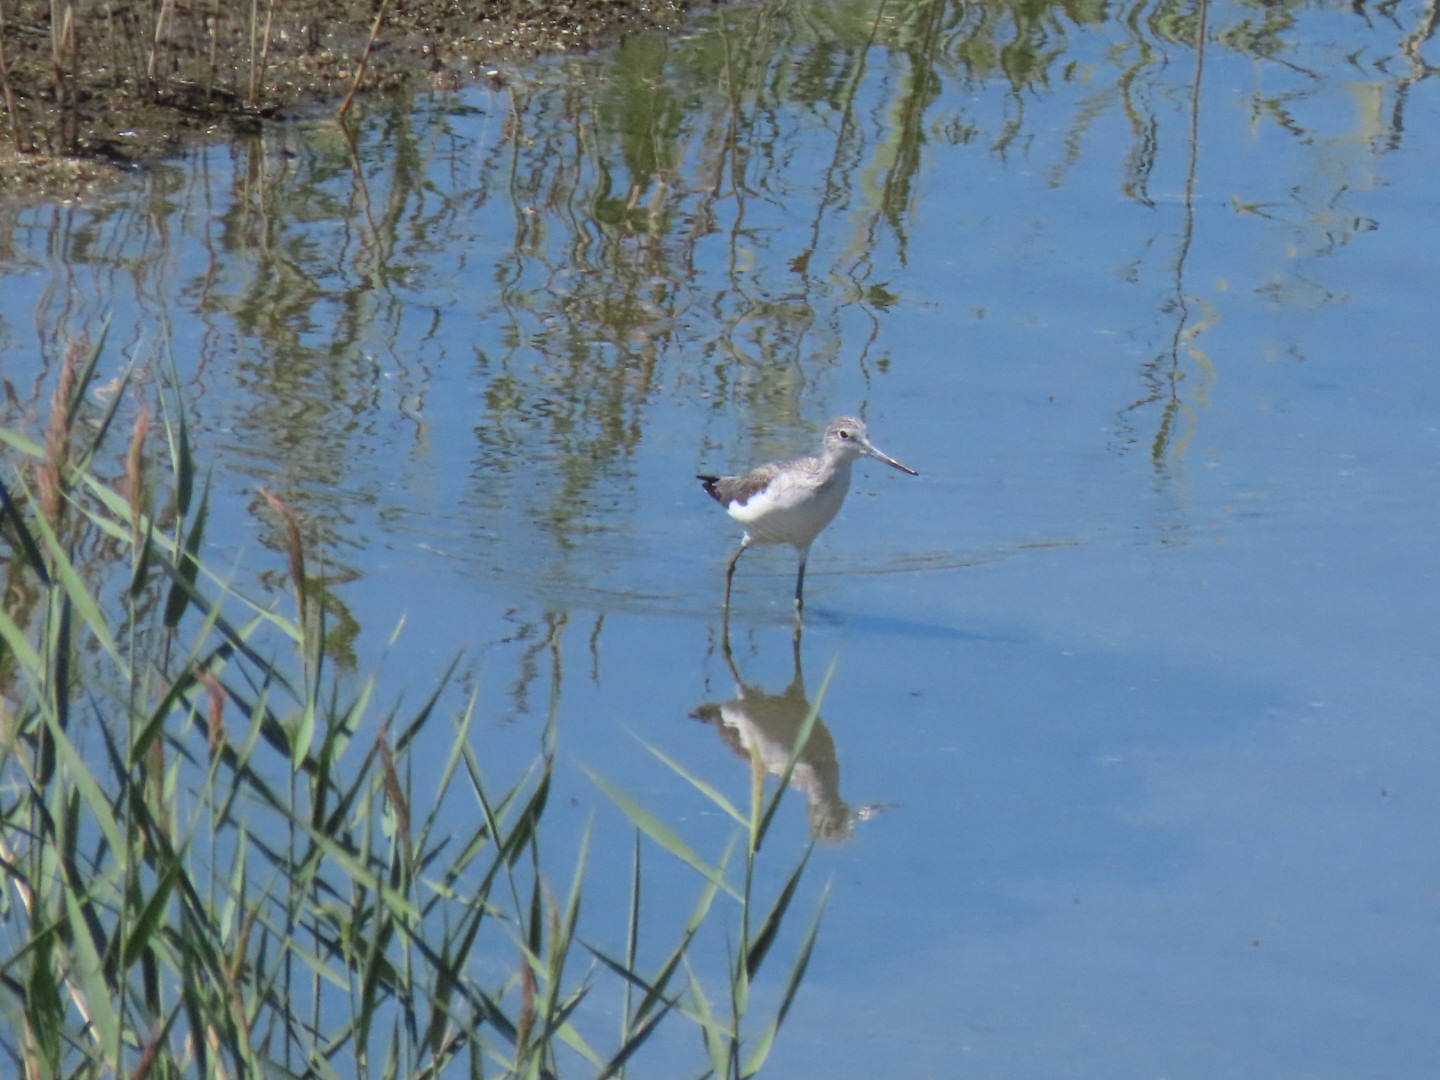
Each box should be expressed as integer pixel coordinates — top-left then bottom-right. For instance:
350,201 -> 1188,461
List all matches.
698,415 -> 918,613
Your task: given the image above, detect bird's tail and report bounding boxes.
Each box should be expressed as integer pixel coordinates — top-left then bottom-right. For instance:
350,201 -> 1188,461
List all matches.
697,475 -> 723,503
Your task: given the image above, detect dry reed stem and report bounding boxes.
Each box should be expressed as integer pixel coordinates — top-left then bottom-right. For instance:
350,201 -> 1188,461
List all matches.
38,346 -> 78,528
198,667 -> 225,758
206,0 -> 220,108
257,485 -> 306,623
377,722 -> 411,853
130,1031 -> 162,1080
20,1016 -> 41,1080
0,0 -> 28,152
124,403 -> 150,533
248,0 -> 279,105
47,0 -> 76,152
246,0 -> 259,102
516,951 -> 537,1053
148,0 -> 174,82
336,0 -> 393,118
0,829 -> 34,915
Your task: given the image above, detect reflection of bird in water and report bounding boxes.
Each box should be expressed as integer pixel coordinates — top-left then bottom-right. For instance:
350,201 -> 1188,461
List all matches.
692,621 -> 878,842
698,416 -> 918,614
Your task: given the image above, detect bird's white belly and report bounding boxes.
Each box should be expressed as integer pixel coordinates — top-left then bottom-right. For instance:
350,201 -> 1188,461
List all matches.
728,473 -> 848,548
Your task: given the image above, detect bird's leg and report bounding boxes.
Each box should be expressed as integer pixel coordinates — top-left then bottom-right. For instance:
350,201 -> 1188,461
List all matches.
723,539 -> 749,610
793,544 -> 811,616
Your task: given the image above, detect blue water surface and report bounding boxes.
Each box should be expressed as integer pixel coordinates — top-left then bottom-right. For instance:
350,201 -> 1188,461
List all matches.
1,0 -> 1437,1074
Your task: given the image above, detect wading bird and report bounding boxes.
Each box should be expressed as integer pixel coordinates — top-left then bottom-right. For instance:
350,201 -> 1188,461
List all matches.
698,416 -> 918,613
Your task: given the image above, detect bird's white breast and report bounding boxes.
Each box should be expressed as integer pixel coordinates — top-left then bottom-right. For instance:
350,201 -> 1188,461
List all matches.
726,460 -> 853,548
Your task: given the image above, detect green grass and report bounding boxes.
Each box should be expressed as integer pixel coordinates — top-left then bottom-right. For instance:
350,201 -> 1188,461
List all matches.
0,338 -> 823,1079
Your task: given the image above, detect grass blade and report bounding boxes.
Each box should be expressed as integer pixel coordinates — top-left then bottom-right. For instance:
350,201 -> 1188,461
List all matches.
0,476 -> 50,583
744,844 -> 813,981
639,738 -> 746,827
741,887 -> 828,1077
163,474 -> 210,630
586,769 -> 739,902
753,661 -> 835,849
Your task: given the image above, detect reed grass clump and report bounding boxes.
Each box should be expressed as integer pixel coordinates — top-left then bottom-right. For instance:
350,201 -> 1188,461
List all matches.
0,335 -> 823,1078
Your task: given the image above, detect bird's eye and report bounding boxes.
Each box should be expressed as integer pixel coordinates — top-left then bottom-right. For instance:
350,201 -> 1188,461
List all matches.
838,429 -> 851,440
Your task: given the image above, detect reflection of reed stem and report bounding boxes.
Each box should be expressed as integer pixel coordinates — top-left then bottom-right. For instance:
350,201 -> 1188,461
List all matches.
1153,0 -> 1208,468
336,116 -> 380,245
1168,0 -> 1206,352
1401,0 -> 1439,71
1393,0 -> 1439,141
1181,0 -> 1207,221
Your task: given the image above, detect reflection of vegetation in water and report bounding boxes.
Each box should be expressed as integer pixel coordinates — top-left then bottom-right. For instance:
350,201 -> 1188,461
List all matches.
0,0 -> 1428,571
1117,0 -> 1213,480
0,350 -> 824,1077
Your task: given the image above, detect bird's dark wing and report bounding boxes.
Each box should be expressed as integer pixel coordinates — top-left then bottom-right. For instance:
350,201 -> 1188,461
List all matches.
697,464 -> 781,507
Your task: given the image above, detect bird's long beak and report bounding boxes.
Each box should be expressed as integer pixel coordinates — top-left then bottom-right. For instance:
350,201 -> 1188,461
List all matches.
862,441 -> 918,476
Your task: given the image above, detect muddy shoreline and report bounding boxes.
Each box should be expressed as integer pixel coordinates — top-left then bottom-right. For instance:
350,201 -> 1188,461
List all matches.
0,0 -> 696,197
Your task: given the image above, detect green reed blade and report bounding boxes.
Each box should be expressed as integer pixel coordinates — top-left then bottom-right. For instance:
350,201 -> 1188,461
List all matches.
741,887 -> 827,1078
155,359 -> 195,520
28,511 -> 125,669
39,703 -> 124,860
127,520 -> 154,599
163,475 -> 209,630
0,617 -> 44,724
639,738 -> 746,827
74,363 -> 132,473
585,769 -> 740,903
25,919 -> 63,1078
597,999 -> 676,1079
744,846 -> 813,982
552,993 -> 605,1072
753,660 -> 835,850
60,875 -> 120,1056
121,859 -> 182,971
63,319 -> 110,437
686,964 -> 731,1080
0,476 -> 50,583
498,765 -> 551,870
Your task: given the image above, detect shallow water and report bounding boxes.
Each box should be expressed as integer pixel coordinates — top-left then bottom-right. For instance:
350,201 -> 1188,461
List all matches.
3,0 -> 1439,1074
